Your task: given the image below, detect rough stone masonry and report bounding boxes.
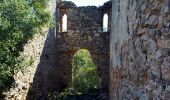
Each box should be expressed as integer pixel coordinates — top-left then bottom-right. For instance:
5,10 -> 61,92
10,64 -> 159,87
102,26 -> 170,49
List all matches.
110,0 -> 170,100
55,1 -> 111,91
6,0 -> 170,99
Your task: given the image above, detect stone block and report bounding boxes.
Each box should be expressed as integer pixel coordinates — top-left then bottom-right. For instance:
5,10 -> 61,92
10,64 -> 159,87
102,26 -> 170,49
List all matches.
136,28 -> 147,35
157,39 -> 170,49
145,15 -> 158,26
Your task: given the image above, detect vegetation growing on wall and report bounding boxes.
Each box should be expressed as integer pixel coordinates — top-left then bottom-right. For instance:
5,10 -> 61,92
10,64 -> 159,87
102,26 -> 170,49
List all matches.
0,0 -> 52,97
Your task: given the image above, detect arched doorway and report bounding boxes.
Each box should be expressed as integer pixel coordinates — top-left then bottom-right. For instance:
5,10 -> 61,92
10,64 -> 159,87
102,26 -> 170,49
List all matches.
71,49 -> 100,92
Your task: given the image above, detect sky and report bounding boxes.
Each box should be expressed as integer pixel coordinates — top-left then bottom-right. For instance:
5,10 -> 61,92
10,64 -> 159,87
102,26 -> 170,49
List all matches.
63,0 -> 109,6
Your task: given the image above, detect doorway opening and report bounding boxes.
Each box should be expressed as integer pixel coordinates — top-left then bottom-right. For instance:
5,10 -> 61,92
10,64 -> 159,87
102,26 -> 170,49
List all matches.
71,49 -> 100,93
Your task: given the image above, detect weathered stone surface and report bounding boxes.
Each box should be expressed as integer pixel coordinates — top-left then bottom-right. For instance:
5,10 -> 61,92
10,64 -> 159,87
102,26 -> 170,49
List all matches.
136,28 -> 147,35
3,32 -> 48,100
110,0 -> 170,100
58,1 -> 76,8
157,39 -> 170,49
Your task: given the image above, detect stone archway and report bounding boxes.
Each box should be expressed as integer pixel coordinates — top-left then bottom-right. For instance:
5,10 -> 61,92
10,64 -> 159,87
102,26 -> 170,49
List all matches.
71,49 -> 100,92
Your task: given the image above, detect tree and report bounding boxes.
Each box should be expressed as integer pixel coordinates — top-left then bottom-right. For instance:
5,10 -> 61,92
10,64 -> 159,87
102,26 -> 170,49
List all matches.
0,0 -> 52,96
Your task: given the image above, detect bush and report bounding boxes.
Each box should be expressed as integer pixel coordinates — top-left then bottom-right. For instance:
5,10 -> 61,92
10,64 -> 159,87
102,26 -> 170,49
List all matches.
48,49 -> 100,99
71,49 -> 100,93
0,0 -> 52,96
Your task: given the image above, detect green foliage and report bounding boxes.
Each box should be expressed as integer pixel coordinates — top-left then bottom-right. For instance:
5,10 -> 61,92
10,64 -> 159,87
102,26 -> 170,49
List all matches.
71,49 -> 100,93
48,49 -> 100,99
48,88 -> 80,100
49,91 -> 68,100
0,0 -> 52,96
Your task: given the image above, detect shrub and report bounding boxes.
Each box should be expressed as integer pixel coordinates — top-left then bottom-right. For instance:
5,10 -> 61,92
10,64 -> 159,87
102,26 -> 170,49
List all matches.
48,49 -> 100,99
71,49 -> 100,93
0,0 -> 52,96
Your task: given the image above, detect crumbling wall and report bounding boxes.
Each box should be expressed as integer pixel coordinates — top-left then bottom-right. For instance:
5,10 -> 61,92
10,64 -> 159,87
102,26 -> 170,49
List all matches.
110,0 -> 170,99
56,1 -> 111,90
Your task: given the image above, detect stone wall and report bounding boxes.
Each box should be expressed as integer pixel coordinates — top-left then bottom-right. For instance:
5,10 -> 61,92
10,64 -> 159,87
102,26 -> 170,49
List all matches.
26,0 -> 59,99
3,32 -> 48,100
110,0 -> 170,100
3,0 -> 59,99
56,1 -> 111,90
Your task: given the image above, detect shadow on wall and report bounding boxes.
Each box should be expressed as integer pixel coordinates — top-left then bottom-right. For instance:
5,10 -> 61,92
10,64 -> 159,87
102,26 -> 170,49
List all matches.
26,28 -> 59,100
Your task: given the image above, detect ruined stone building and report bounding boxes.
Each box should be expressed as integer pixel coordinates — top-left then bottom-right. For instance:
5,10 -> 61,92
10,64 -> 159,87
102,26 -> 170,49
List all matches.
17,0 -> 170,100
53,0 -> 170,99
55,0 -> 111,91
